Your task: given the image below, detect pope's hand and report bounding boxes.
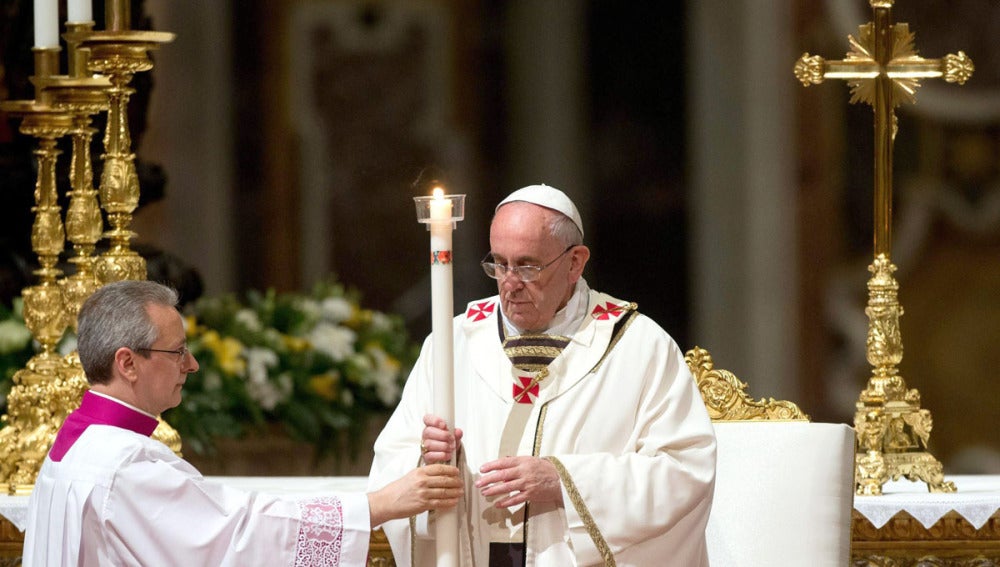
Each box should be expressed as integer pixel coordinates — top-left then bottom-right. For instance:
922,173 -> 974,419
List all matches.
475,456 -> 563,508
421,414 -> 464,464
368,464 -> 463,527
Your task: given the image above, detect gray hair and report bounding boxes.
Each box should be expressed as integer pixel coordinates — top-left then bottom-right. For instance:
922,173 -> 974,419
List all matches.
77,280 -> 179,385
549,212 -> 583,247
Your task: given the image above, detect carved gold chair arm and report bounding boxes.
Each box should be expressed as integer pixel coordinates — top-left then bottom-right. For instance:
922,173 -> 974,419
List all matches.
685,346 -> 810,422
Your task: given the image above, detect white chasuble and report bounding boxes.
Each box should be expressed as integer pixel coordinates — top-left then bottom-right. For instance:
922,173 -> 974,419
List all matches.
369,283 -> 717,566
24,421 -> 371,566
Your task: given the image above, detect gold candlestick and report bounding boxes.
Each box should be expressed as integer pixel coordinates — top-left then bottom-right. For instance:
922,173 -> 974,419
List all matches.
0,47 -> 79,493
795,0 -> 972,495
68,8 -> 174,284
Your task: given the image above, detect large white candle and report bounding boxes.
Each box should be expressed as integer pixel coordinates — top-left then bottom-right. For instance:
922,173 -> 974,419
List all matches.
427,187 -> 458,567
428,187 -> 454,425
68,0 -> 93,23
33,0 -> 59,48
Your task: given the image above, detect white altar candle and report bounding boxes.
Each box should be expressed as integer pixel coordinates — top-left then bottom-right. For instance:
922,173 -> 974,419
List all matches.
428,187 -> 455,441
33,0 -> 59,48
427,187 -> 458,567
68,0 -> 93,23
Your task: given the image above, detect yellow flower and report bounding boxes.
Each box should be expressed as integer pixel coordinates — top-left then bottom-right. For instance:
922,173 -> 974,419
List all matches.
201,330 -> 247,376
309,371 -> 340,401
184,315 -> 201,338
281,334 -> 311,353
345,308 -> 372,329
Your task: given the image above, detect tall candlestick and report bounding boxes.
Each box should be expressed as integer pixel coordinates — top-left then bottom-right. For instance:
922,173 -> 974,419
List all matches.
33,0 -> 59,48
414,187 -> 465,567
68,0 -> 93,23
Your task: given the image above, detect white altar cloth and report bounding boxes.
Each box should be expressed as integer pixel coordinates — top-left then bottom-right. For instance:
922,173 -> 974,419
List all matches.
0,476 -> 369,533
853,474 -> 1000,529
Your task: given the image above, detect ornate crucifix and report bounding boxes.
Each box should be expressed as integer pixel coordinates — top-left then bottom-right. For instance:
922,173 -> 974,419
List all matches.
794,0 -> 973,495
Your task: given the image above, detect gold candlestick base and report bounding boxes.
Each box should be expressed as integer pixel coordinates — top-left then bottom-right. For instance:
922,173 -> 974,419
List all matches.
853,255 -> 955,495
0,365 -> 90,495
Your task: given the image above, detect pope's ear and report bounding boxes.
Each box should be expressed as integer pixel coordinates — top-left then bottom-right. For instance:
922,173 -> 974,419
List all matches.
113,347 -> 140,384
569,245 -> 590,277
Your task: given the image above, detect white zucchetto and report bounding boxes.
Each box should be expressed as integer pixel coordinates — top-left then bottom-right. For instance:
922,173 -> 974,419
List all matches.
496,184 -> 584,238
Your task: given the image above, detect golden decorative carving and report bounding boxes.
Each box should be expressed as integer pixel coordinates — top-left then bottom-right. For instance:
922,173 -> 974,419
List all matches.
684,347 -> 809,422
793,54 -> 825,86
794,0 -> 969,496
943,52 -> 975,85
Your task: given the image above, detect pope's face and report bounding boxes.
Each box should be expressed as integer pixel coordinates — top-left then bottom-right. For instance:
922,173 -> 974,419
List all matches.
133,303 -> 199,415
489,202 -> 588,333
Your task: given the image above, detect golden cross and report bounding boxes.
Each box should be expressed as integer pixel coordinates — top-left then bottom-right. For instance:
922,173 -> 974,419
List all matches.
795,0 -> 973,495
794,0 -> 973,257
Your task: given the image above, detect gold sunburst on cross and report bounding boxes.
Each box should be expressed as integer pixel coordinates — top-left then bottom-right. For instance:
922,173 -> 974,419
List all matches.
794,0 -> 973,496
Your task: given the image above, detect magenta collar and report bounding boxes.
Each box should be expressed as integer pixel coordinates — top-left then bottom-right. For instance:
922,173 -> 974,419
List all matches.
49,391 -> 159,462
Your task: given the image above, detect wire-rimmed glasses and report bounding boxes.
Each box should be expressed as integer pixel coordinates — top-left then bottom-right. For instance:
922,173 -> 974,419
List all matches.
480,245 -> 575,282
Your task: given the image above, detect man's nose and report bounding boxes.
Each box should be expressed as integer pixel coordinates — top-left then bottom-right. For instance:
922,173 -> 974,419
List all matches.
500,272 -> 524,291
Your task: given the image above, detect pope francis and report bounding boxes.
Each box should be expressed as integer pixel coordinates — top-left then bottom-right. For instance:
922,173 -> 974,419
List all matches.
369,185 -> 717,567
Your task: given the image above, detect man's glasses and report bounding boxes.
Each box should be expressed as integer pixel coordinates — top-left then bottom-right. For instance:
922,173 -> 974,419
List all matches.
480,245 -> 575,283
136,345 -> 190,361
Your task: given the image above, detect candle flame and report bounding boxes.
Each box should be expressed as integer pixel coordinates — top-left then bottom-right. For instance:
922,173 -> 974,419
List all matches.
432,187 -> 444,199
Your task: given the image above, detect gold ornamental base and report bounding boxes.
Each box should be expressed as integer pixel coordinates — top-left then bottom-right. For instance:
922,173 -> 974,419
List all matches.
853,255 -> 955,496
0,356 -> 88,495
855,404 -> 955,496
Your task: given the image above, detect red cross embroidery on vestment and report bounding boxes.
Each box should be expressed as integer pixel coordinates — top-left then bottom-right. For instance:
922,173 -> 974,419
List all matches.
466,301 -> 495,321
591,302 -> 625,320
513,376 -> 539,404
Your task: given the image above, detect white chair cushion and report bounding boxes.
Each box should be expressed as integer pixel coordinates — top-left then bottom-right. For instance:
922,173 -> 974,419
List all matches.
707,422 -> 855,567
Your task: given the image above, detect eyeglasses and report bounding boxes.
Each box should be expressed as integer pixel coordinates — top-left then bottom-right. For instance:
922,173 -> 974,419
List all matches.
136,345 -> 190,361
481,245 -> 575,282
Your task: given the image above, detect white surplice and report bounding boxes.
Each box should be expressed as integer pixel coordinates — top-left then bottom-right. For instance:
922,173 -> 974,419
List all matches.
23,424 -> 371,566
369,282 -> 717,566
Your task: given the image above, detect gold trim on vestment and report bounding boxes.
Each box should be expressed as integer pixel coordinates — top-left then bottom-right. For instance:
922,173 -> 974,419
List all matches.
533,404 -> 549,457
511,363 -> 548,373
545,456 -> 617,567
504,343 -> 568,359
